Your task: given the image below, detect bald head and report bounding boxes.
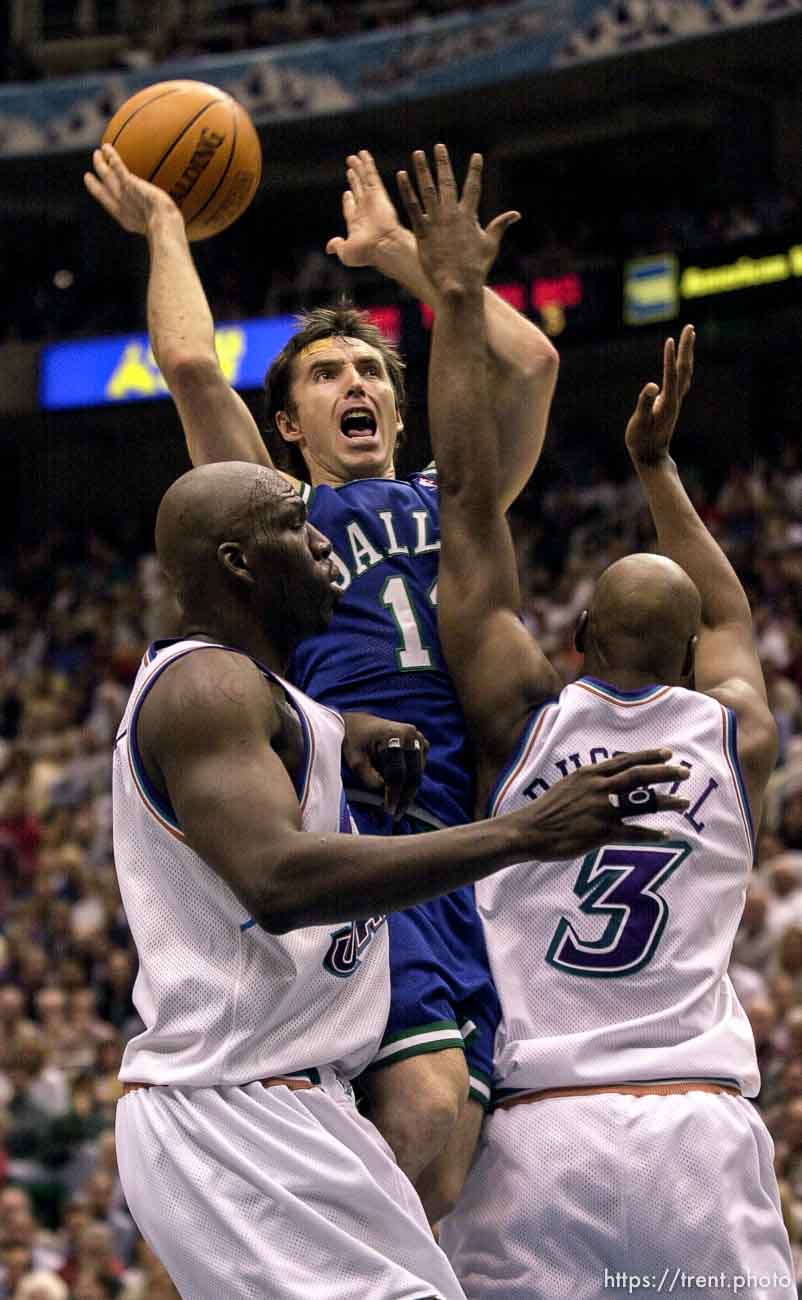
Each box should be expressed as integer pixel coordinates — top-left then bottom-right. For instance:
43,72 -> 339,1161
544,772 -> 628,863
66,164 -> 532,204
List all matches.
155,462 -> 292,612
584,554 -> 701,682
154,462 -> 336,660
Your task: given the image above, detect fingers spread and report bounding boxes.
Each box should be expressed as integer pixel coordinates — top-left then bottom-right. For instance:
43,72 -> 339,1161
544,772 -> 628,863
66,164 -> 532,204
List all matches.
358,149 -> 378,186
346,165 -> 364,205
654,794 -> 691,814
412,150 -> 438,214
486,210 -> 521,248
433,142 -> 458,203
636,381 -> 659,414
397,170 -> 425,237
606,824 -> 672,844
606,763 -> 691,793
594,749 -> 673,776
677,323 -> 695,397
460,152 -> 483,216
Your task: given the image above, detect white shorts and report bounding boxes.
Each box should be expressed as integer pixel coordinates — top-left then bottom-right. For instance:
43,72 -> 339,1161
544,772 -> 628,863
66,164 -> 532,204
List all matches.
440,1091 -> 795,1300
116,1071 -> 465,1300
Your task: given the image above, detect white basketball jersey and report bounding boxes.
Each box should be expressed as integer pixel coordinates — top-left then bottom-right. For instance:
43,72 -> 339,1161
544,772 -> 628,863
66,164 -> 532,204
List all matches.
113,639 -> 389,1086
482,676 -> 760,1100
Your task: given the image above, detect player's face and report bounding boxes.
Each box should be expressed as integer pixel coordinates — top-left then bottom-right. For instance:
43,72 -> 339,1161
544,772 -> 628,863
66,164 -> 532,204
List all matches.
278,336 -> 403,486
255,489 -> 340,642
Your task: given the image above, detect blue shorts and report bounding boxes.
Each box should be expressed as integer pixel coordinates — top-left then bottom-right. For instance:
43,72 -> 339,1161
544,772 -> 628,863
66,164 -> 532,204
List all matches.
350,801 -> 500,1111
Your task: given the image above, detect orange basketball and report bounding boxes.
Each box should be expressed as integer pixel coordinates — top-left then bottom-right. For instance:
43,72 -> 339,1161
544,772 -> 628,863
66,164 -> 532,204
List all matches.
102,80 -> 262,241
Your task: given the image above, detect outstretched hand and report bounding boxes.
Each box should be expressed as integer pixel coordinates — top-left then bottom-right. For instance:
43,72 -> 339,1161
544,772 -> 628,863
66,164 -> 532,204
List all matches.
396,144 -> 520,297
625,324 -> 695,466
84,143 -> 179,236
325,149 -> 405,269
522,748 -> 691,860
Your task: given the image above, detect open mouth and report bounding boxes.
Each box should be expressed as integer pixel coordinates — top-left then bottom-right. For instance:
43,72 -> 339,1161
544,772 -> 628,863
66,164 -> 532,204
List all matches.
340,408 -> 377,439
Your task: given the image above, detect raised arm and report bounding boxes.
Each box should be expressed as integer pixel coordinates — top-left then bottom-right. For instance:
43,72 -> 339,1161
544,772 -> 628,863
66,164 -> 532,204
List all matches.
397,147 -> 561,785
626,326 -> 777,821
138,649 -> 689,933
85,145 -> 275,472
327,148 -> 558,507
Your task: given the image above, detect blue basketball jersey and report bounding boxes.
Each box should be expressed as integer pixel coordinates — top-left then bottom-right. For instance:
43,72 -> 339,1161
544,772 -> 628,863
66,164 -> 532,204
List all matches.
289,467 -> 474,828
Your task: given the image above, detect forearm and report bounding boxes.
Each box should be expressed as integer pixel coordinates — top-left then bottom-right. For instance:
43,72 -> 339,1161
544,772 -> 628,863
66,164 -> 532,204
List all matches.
377,229 -> 556,501
428,286 -> 495,504
145,205 -> 217,373
145,206 -> 270,467
634,454 -> 752,628
262,811 -> 528,931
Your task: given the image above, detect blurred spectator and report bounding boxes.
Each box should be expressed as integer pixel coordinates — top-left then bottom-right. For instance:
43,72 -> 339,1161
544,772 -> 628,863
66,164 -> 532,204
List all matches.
119,1239 -> 180,1300
13,1274 -> 69,1300
0,1243 -> 34,1300
731,881 -> 772,970
0,1034 -> 69,1121
764,853 -> 802,938
772,925 -> 802,995
0,1186 -> 62,1274
94,954 -> 134,1034
0,989 -> 37,1051
60,1223 -> 123,1296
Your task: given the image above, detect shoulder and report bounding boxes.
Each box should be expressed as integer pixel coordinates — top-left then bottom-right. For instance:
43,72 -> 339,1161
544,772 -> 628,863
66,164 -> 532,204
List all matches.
139,647 -> 280,758
704,677 -> 778,791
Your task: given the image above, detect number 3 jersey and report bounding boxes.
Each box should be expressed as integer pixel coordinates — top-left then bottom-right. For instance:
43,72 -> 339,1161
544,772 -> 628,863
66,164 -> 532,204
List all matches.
482,676 -> 760,1101
290,468 -> 474,829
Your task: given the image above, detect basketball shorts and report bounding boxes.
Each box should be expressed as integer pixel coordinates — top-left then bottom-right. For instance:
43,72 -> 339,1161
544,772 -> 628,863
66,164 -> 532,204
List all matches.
116,1069 -> 467,1300
351,803 -> 500,1111
439,1090 -> 796,1300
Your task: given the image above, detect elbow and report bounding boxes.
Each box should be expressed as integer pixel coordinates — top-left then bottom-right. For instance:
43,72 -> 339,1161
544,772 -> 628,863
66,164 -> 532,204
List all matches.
526,337 -> 559,384
162,350 -> 223,395
425,1178 -> 463,1226
762,712 -> 780,771
509,341 -> 559,400
252,884 -> 303,935
250,850 -> 314,935
256,909 -> 297,936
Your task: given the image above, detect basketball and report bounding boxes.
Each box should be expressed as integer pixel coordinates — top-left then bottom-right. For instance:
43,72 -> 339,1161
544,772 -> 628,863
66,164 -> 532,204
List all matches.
102,80 -> 262,241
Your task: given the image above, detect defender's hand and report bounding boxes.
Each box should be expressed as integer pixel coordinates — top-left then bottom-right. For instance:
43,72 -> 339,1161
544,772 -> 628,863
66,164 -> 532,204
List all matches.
326,149 -> 405,269
396,144 -> 520,297
625,325 -> 695,467
341,713 -> 429,820
521,749 -> 691,860
84,143 -> 179,236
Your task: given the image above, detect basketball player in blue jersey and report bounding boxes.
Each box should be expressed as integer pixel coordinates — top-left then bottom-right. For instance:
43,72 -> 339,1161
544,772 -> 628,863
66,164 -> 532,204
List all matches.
85,139 -> 558,1208
112,458 -> 686,1300
398,156 -> 795,1294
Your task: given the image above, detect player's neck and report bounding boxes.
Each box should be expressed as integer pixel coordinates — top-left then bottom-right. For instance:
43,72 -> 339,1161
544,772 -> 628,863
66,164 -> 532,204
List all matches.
182,623 -> 289,677
581,658 -> 669,693
309,464 -> 397,489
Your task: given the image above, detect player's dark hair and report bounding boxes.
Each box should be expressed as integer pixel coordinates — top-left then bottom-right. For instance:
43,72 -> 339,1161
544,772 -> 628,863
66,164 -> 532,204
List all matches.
263,303 -> 407,482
